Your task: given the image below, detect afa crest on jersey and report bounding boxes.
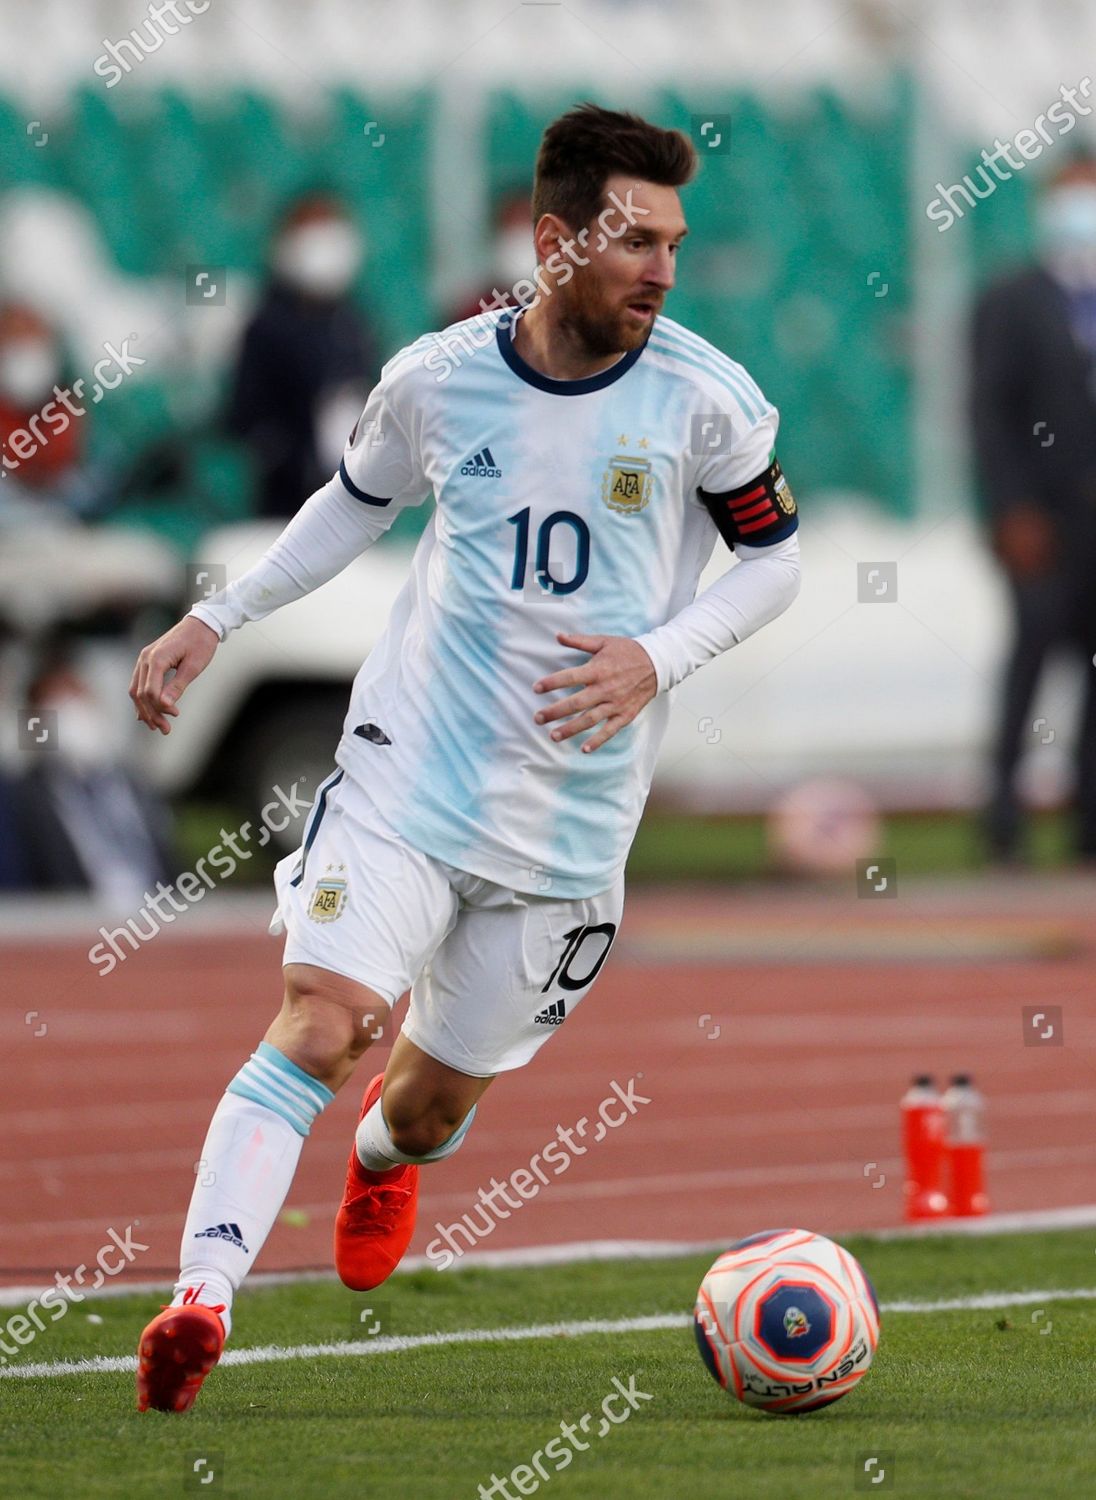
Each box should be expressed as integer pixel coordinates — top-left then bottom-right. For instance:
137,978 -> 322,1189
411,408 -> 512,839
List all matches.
602,455 -> 653,515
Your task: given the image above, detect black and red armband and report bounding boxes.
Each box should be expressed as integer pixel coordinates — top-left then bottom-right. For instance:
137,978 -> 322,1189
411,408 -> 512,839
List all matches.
699,457 -> 799,549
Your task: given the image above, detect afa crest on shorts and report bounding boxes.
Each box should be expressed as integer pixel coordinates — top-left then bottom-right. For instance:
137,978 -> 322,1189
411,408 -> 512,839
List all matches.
309,869 -> 348,923
602,454 -> 653,515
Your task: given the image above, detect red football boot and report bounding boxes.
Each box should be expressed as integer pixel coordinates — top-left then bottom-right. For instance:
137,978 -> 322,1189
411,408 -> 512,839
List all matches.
136,1292 -> 225,1413
334,1072 -> 419,1291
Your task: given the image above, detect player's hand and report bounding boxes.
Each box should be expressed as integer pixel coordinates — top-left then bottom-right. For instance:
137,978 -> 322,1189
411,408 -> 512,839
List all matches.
533,632 -> 658,753
130,615 -> 219,734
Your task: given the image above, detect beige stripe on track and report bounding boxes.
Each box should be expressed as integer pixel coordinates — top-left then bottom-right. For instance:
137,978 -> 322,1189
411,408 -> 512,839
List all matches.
2,1149 -> 1095,1243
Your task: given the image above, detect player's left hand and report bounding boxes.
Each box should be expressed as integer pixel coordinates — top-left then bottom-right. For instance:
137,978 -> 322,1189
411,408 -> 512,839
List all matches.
533,632 -> 657,753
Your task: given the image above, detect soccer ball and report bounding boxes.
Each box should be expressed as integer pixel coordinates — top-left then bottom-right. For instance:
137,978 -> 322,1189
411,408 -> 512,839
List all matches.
693,1228 -> 880,1415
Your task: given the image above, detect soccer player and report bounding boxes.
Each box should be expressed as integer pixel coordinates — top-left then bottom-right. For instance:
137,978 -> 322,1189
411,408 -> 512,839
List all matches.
129,103 -> 801,1412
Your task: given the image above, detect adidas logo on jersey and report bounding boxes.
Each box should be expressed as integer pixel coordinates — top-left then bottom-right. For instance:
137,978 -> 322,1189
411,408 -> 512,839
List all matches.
533,999 -> 566,1026
460,446 -> 501,478
194,1222 -> 250,1253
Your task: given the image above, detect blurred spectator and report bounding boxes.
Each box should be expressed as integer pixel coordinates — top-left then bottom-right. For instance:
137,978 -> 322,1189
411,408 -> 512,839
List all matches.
0,770 -> 28,890
15,650 -> 176,902
972,154 -> 1096,862
446,185 -> 533,323
227,192 -> 381,518
0,302 -> 96,515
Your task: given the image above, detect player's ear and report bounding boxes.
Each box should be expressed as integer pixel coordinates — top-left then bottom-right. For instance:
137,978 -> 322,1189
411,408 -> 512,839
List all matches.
532,212 -> 571,266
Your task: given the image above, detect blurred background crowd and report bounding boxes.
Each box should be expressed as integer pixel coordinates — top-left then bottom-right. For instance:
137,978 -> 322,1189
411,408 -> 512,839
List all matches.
3,0 -> 1096,901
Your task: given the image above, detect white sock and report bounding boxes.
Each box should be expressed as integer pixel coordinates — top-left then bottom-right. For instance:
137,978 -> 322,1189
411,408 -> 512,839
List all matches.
355,1098 -> 477,1171
172,1042 -> 334,1337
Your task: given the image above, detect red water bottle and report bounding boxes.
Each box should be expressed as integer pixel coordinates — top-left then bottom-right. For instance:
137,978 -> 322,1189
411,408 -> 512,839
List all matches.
901,1075 -> 949,1220
943,1074 -> 989,1216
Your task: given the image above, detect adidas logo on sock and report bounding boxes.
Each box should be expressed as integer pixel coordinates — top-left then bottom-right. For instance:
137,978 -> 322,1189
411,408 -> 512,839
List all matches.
460,446 -> 501,478
194,1222 -> 250,1253
533,999 -> 566,1026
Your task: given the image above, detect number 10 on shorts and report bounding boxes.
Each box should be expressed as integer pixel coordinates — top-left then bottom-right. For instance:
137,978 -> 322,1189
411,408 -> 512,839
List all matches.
543,923 -> 617,993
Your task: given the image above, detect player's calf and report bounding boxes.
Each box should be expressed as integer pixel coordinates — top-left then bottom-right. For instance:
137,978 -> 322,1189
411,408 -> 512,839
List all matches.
137,968 -> 391,1411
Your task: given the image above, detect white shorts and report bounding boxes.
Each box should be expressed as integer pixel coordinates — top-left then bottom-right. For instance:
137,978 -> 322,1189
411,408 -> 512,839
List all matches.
269,770 -> 624,1077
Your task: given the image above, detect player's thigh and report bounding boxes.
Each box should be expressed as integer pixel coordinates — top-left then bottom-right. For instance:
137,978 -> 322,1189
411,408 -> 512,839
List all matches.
272,770 -> 459,1027
401,877 -> 625,1077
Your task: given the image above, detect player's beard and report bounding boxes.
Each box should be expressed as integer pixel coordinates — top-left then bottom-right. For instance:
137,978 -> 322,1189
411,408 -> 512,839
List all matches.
554,270 -> 658,359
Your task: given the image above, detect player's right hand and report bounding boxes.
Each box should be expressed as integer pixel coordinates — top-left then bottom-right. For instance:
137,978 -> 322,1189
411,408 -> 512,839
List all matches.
130,615 -> 219,734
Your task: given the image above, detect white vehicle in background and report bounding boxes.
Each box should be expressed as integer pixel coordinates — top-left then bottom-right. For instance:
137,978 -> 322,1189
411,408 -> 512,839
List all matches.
0,501 -> 180,780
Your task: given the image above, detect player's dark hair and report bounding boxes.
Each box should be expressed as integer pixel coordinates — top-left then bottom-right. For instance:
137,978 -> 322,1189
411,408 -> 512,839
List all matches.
532,102 -> 697,231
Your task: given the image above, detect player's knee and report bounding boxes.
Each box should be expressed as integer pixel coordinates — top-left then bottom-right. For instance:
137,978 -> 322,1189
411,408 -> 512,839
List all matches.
383,1082 -> 468,1157
279,966 -> 386,1078
387,1114 -> 462,1157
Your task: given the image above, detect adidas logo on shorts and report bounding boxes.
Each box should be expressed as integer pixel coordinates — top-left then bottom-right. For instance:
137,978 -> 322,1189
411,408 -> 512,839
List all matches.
533,999 -> 566,1027
194,1221 -> 250,1253
460,446 -> 501,478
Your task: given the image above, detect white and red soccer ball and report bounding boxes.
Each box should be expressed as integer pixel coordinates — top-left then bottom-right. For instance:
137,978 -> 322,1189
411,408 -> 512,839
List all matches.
693,1228 -> 881,1414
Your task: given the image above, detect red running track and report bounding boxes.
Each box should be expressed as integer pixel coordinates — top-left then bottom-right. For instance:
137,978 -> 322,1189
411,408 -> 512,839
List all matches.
2,877 -> 1093,1288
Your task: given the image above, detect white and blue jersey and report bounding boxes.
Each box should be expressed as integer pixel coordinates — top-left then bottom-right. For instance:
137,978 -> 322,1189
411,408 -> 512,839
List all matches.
331,307 -> 794,898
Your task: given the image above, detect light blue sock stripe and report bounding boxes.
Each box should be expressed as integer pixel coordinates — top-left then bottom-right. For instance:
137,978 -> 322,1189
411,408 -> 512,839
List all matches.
255,1040 -> 335,1111
251,1052 -> 331,1116
226,1044 -> 334,1138
227,1075 -> 311,1136
241,1060 -> 316,1128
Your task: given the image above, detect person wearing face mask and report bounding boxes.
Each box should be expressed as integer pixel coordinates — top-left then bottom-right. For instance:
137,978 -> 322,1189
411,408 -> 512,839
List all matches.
15,652 -> 176,901
0,302 -> 82,502
971,154 -> 1096,864
446,186 -> 535,324
226,192 -> 382,519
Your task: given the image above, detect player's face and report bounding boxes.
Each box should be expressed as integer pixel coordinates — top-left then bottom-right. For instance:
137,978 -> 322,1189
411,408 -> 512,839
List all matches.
550,175 -> 687,357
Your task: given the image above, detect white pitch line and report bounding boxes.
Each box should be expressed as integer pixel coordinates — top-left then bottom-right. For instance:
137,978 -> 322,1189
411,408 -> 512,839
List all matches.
0,1314 -> 682,1380
4,1289 -> 1096,1382
879,1288 -> 1096,1314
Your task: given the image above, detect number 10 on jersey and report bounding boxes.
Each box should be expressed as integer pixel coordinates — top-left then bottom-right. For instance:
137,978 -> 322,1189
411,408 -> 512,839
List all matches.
508,508 -> 590,597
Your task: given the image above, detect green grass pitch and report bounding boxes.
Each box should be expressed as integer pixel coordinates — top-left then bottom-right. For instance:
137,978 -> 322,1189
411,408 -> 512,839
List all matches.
1,1229 -> 1094,1498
